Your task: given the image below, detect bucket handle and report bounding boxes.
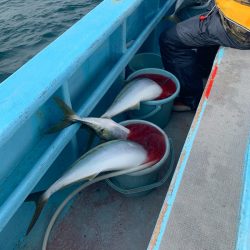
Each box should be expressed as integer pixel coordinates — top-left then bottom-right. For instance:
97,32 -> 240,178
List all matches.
135,105 -> 161,120
106,138 -> 175,195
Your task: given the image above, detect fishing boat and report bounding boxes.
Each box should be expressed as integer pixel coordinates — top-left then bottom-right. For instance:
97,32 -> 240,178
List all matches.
0,0 -> 249,249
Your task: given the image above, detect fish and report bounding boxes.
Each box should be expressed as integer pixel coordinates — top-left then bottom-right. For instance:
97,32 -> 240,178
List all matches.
49,97 -> 130,140
101,78 -> 162,118
25,139 -> 155,234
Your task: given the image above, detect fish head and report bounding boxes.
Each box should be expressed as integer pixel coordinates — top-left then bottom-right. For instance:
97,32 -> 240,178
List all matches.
80,117 -> 129,140
106,119 -> 130,140
95,118 -> 130,140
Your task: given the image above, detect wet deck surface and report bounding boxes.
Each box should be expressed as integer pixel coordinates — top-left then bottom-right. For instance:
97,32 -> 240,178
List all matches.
47,112 -> 194,250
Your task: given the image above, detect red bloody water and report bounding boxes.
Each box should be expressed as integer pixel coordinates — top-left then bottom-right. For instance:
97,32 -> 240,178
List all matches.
126,123 -> 166,164
134,73 -> 176,100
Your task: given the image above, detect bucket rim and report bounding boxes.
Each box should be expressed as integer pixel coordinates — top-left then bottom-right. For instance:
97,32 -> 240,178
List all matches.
127,68 -> 180,104
128,53 -> 164,72
120,119 -> 170,176
132,52 -> 162,58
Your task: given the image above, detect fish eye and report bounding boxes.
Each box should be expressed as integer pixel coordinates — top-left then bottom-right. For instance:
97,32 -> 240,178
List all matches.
99,128 -> 107,137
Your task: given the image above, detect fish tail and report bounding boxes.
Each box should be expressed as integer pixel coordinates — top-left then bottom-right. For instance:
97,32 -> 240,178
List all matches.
26,194 -> 47,235
54,97 -> 76,118
25,191 -> 44,203
47,120 -> 72,134
47,97 -> 79,133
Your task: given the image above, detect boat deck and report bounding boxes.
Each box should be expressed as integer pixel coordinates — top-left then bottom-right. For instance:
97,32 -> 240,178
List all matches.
1,0 -> 250,248
16,111 -> 194,250
22,48 -> 250,250
43,113 -> 194,250
149,48 -> 250,250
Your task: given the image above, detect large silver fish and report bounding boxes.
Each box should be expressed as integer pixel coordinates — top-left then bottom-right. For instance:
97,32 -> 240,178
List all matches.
26,140 -> 154,234
101,78 -> 162,118
50,97 -> 130,140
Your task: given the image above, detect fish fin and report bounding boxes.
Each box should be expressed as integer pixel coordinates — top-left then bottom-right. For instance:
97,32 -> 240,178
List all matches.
131,102 -> 140,110
54,97 -> 76,117
24,191 -> 45,203
47,97 -> 78,133
46,120 -> 72,134
87,173 -> 100,181
100,112 -> 109,119
26,195 -> 47,235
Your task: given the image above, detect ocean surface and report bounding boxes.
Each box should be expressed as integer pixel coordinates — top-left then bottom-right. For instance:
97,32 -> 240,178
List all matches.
0,0 -> 101,83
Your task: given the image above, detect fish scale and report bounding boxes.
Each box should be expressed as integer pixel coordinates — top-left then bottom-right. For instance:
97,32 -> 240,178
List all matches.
101,78 -> 162,118
25,139 -> 154,235
49,97 -> 130,140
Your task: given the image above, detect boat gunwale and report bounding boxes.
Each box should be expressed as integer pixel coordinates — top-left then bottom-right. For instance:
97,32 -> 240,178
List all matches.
0,0 -> 176,233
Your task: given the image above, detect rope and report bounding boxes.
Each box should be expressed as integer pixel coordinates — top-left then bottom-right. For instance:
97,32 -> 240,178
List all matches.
42,164 -> 151,250
105,139 -> 175,195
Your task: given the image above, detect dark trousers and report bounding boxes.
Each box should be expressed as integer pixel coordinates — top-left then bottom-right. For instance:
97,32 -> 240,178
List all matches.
159,8 -> 248,104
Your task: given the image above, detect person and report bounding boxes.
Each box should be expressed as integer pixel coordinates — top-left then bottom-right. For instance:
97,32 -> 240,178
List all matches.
159,0 -> 250,111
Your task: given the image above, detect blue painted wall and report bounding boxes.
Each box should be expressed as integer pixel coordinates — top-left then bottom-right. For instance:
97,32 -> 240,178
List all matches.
0,0 -> 175,249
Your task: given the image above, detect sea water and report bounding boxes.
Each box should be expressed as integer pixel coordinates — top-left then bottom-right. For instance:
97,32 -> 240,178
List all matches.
0,0 -> 101,83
